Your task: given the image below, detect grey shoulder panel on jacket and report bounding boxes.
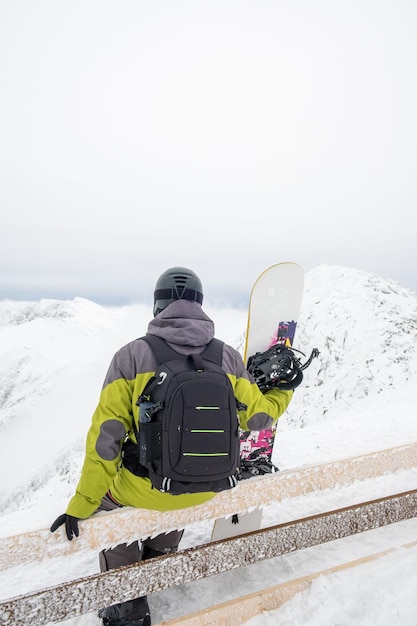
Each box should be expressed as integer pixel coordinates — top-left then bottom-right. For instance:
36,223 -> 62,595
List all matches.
103,339 -> 158,387
221,343 -> 250,380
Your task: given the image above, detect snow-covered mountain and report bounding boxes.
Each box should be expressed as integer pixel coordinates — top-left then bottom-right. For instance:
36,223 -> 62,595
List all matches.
1,264 -> 416,518
1,264 -> 417,625
0,297 -> 145,515
285,264 -> 417,427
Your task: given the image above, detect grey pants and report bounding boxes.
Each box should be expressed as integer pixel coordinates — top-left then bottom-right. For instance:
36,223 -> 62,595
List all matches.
97,493 -> 184,572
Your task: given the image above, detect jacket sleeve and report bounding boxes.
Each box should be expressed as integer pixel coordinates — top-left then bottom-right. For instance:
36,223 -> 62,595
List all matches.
66,350 -> 137,519
236,378 -> 293,431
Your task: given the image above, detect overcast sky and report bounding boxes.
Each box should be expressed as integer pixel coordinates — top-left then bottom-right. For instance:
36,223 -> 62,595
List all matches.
1,0 -> 416,306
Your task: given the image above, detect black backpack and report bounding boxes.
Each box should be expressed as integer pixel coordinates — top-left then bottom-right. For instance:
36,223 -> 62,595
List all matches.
129,335 -> 240,495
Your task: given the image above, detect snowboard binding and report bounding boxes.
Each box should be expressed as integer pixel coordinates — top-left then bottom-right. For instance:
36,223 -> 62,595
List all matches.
238,451 -> 279,480
247,344 -> 319,391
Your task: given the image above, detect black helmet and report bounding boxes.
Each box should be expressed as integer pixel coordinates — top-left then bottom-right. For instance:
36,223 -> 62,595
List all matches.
153,267 -> 203,316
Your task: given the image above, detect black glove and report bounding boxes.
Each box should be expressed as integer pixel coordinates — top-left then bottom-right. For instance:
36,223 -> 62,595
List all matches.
247,344 -> 303,392
50,513 -> 80,541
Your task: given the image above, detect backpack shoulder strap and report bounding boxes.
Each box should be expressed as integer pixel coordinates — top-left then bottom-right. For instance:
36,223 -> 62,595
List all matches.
140,334 -> 182,363
135,336 -> 178,402
201,338 -> 224,366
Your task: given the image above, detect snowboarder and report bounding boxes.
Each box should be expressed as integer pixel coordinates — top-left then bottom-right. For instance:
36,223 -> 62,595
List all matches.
50,267 -> 293,626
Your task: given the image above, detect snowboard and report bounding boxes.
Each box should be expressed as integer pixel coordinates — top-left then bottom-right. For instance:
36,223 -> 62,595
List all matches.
211,262 -> 304,541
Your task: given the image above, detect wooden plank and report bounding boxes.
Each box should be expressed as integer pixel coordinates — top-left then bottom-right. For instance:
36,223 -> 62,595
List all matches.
156,541 -> 417,626
1,442 -> 417,570
1,490 -> 416,626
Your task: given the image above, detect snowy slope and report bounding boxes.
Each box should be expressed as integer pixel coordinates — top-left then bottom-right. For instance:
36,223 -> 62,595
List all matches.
1,264 -> 417,625
0,297 -> 137,517
284,264 -> 417,428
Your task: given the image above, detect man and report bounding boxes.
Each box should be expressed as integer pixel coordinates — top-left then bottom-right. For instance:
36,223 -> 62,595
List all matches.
51,267 -> 293,626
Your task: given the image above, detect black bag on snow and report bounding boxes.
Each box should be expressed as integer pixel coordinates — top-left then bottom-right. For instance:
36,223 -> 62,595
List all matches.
129,335 -> 240,495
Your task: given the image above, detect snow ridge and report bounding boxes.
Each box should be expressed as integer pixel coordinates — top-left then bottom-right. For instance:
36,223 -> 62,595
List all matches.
283,264 -> 417,428
0,264 -> 416,513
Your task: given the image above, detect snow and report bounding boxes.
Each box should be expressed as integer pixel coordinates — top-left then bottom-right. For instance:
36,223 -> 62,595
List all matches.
1,264 -> 417,625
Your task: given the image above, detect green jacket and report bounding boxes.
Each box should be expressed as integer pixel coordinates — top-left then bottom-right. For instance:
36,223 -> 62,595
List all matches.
66,300 -> 292,519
